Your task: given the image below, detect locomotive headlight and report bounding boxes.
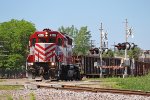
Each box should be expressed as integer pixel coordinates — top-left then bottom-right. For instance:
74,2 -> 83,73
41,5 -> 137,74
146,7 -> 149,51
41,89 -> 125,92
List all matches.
51,62 -> 55,66
45,32 -> 48,37
28,63 -> 33,66
45,34 -> 48,37
45,32 -> 48,35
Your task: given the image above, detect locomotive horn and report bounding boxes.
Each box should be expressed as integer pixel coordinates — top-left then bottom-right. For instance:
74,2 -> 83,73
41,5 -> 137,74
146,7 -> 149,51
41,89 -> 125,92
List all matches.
43,28 -> 51,32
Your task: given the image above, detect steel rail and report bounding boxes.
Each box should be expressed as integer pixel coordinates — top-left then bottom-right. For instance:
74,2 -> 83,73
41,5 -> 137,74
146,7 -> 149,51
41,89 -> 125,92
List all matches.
38,84 -> 150,97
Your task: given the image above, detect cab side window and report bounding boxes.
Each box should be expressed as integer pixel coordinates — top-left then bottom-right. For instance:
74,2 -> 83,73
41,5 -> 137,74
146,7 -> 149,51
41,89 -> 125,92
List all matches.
68,38 -> 72,45
32,38 -> 36,46
58,38 -> 63,46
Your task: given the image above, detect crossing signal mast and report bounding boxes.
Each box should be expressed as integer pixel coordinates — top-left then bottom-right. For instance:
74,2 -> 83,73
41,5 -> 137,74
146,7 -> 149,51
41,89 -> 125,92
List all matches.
99,23 -> 103,78
99,23 -> 109,77
115,19 -> 137,52
89,23 -> 108,77
124,19 -> 137,58
89,23 -> 108,55
114,19 -> 137,77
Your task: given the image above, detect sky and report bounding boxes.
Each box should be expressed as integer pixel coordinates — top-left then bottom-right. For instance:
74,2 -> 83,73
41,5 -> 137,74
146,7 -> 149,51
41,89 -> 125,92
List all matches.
0,0 -> 150,50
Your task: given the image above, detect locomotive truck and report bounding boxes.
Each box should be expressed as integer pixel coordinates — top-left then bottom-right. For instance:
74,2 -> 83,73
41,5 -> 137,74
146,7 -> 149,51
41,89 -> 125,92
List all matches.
26,29 -> 81,80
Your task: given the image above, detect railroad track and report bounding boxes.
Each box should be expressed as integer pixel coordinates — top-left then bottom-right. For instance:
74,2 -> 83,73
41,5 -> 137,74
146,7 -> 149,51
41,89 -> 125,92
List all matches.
38,84 -> 150,97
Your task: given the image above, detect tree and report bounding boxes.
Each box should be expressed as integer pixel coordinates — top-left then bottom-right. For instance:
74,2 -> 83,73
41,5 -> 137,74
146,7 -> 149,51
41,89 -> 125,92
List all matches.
115,50 -> 125,57
128,47 -> 141,60
0,19 -> 36,69
102,49 -> 114,58
73,26 -> 91,55
58,25 -> 91,55
58,25 -> 78,39
115,47 -> 141,60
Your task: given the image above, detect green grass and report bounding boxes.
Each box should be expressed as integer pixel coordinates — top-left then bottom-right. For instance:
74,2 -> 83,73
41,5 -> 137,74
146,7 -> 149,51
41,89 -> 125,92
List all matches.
0,95 -> 13,100
30,93 -> 36,100
85,73 -> 150,92
0,85 -> 23,90
7,95 -> 13,100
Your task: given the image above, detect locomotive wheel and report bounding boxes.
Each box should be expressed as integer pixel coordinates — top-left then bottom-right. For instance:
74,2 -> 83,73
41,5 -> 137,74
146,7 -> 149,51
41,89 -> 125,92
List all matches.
39,67 -> 44,75
27,68 -> 36,79
27,72 -> 36,79
75,70 -> 81,80
27,72 -> 32,79
67,69 -> 74,80
43,74 -> 50,80
43,70 -> 50,80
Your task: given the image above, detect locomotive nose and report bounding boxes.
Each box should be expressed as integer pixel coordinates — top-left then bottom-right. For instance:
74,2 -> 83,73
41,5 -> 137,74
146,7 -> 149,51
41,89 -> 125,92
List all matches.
34,43 -> 56,62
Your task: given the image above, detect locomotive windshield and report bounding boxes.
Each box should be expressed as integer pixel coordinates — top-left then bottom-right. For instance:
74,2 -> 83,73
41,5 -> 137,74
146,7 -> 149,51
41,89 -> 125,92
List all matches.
38,38 -> 46,43
49,33 -> 56,43
49,37 -> 56,43
30,33 -> 57,46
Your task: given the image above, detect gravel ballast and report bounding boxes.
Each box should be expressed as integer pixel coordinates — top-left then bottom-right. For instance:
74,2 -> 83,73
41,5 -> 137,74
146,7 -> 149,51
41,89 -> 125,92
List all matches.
0,88 -> 150,100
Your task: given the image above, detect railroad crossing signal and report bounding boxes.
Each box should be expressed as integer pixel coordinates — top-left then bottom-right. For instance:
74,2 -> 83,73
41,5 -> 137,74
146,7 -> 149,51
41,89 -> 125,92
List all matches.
89,47 -> 108,54
101,48 -> 109,54
115,42 -> 137,50
130,43 -> 137,50
89,49 -> 94,54
94,48 -> 99,54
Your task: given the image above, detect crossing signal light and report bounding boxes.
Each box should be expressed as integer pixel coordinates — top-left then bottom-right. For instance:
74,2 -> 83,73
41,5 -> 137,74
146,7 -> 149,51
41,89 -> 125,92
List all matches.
120,43 -> 126,50
89,48 -> 109,55
89,49 -> 94,54
89,48 -> 99,54
120,42 -> 131,50
115,43 -> 122,50
130,43 -> 137,50
115,42 -> 137,50
125,42 -> 131,50
102,48 -> 109,54
94,48 -> 99,54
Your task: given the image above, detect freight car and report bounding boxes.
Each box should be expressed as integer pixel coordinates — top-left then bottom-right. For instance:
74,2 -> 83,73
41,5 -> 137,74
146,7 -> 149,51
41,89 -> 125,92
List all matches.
26,29 -> 81,80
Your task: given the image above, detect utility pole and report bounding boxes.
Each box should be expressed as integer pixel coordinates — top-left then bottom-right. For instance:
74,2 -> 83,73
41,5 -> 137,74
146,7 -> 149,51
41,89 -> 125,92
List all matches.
125,19 -> 128,59
90,40 -> 95,49
114,42 -> 116,57
123,19 -> 128,78
99,23 -> 103,78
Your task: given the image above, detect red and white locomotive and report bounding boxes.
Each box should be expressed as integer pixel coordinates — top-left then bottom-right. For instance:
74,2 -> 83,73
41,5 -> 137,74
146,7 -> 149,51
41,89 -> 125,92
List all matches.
26,29 -> 80,80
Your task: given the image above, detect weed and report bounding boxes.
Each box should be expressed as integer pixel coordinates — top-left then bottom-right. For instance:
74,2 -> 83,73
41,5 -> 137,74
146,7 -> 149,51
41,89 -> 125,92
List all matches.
0,85 -> 23,90
7,95 -> 13,100
85,73 -> 150,91
30,93 -> 36,100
